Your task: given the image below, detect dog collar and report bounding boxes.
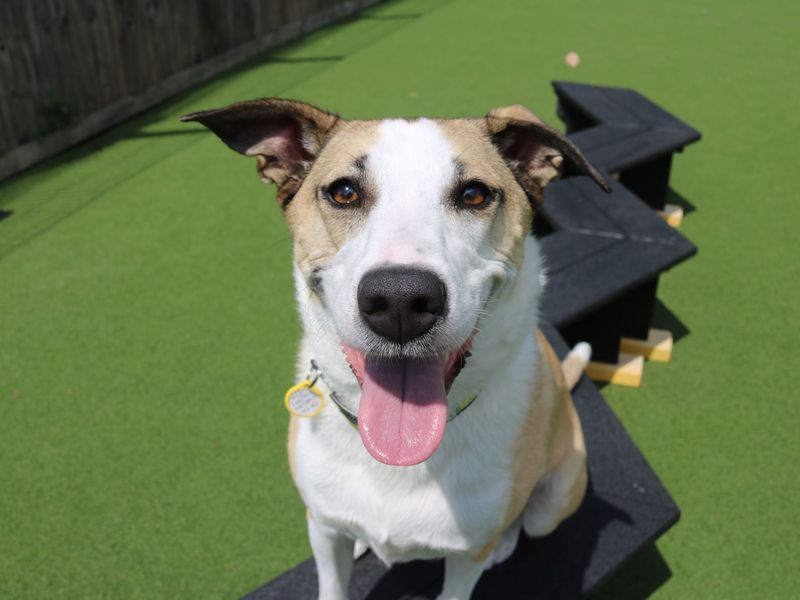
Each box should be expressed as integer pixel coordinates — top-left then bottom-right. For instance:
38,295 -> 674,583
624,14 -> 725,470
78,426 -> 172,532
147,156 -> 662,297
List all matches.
287,360 -> 478,427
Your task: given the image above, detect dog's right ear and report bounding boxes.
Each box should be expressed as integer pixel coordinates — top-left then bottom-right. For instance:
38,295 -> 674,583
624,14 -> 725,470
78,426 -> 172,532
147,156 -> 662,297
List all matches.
181,99 -> 340,202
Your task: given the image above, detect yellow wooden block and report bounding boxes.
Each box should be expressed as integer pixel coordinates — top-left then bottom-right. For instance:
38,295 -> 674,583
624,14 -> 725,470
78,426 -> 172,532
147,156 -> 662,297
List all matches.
658,203 -> 684,228
620,328 -> 673,362
585,352 -> 644,388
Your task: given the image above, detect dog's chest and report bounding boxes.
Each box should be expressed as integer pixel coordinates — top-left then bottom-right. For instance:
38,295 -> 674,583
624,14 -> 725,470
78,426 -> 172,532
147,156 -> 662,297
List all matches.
294,392 -> 529,563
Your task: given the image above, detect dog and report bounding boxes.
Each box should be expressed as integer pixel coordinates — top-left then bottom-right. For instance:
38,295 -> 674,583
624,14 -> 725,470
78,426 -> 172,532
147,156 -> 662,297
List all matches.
182,99 -> 608,599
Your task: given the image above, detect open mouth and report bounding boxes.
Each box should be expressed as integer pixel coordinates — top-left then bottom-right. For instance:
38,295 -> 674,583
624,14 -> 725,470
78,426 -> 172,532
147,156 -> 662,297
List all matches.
341,334 -> 474,467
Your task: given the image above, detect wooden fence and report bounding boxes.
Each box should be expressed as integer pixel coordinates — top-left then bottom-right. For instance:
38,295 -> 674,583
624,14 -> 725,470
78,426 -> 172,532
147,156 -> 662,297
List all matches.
0,0 -> 381,181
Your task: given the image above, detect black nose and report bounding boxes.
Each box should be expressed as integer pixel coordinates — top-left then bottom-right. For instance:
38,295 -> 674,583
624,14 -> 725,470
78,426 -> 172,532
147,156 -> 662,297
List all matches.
357,267 -> 447,344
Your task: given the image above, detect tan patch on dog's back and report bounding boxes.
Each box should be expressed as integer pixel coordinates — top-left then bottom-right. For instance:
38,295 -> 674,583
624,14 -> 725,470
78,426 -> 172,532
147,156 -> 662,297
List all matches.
498,331 -> 559,531
536,330 -> 583,474
492,330 -> 586,538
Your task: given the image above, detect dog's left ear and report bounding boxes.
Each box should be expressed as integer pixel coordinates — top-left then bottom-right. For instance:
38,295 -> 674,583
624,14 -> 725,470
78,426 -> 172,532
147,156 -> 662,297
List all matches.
180,98 -> 340,204
486,105 -> 610,203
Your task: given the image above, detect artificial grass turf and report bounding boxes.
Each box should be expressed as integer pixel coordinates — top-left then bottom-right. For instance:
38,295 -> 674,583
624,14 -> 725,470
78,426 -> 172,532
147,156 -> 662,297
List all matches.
1,0 -> 798,597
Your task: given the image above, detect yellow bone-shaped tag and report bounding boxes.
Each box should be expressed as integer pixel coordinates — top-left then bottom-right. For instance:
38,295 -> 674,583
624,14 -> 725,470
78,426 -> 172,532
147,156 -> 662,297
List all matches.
284,380 -> 324,418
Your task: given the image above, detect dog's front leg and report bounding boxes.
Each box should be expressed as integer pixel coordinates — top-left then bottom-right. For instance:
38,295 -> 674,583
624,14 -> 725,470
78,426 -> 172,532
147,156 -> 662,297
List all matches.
308,517 -> 355,600
437,554 -> 488,600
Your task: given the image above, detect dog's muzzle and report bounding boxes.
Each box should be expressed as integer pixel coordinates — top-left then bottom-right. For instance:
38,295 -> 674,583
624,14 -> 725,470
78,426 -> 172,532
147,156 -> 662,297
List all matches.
357,267 -> 447,344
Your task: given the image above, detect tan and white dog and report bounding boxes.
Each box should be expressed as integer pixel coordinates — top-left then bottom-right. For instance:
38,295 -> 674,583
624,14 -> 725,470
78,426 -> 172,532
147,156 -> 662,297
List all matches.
182,99 -> 608,600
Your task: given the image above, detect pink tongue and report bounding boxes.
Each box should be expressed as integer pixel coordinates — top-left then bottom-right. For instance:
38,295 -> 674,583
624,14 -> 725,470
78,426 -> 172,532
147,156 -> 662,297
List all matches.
358,355 -> 448,466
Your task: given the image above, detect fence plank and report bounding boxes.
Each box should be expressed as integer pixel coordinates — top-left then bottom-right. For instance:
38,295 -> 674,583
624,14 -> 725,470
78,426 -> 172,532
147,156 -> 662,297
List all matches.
0,0 -> 383,179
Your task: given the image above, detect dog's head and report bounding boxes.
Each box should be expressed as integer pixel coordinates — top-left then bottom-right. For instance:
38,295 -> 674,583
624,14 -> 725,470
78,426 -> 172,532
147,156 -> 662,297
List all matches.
182,100 -> 607,466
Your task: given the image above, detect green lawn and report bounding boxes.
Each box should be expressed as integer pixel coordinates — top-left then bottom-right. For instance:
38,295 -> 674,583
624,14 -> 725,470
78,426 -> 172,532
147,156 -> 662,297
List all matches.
1,0 -> 798,597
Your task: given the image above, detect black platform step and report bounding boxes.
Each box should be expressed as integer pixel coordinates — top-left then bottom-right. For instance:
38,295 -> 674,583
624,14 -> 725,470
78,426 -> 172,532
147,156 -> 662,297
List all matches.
553,81 -> 700,211
243,323 -> 680,600
538,172 -> 697,362
536,82 -> 699,362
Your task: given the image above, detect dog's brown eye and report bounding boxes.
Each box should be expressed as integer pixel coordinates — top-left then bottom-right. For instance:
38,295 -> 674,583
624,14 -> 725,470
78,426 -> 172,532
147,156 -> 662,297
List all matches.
328,179 -> 361,206
458,182 -> 492,208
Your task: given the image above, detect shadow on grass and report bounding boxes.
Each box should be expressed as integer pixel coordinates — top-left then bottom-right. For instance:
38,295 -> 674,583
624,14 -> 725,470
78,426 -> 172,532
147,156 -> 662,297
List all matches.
590,543 -> 673,600
358,13 -> 421,20
267,55 -> 345,63
128,129 -> 207,138
650,297 -> 690,342
666,187 -> 696,216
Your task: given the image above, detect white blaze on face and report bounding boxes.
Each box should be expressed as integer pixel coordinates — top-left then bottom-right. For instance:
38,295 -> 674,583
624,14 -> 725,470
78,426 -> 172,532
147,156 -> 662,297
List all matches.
362,119 -> 457,266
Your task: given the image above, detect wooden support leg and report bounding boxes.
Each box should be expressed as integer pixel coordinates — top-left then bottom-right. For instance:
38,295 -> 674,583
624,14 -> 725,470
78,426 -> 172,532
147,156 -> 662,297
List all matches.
585,352 -> 644,388
620,328 -> 673,362
658,203 -> 684,228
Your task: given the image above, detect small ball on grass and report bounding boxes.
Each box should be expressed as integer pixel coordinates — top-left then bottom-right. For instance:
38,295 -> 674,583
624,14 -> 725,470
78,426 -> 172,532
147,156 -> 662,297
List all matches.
565,51 -> 581,68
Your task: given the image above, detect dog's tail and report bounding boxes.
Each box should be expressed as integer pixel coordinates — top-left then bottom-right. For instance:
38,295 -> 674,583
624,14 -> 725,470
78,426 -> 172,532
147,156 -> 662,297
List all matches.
562,342 -> 591,390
